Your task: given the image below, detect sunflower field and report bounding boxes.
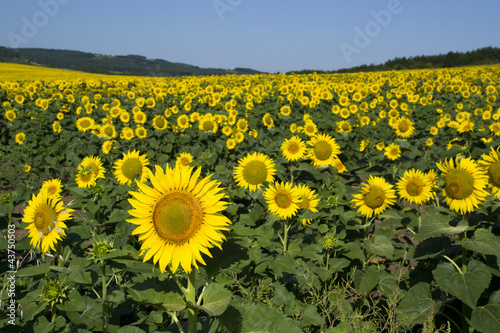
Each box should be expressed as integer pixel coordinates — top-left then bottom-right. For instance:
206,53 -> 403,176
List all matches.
1,62 -> 500,333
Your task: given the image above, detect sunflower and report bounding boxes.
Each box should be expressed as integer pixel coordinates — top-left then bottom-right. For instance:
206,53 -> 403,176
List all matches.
114,150 -> 150,185
436,157 -> 489,214
234,152 -> 276,192
396,169 -> 434,204
351,175 -> 396,218
51,121 -> 61,134
15,132 -> 25,145
40,179 -> 63,199
134,111 -> 147,124
262,113 -> 274,128
135,126 -> 147,139
23,190 -> 74,253
236,118 -> 248,132
307,133 -> 341,167
120,127 -> 135,140
394,117 -> 414,138
152,115 -> 168,130
336,120 -> 352,134
295,184 -> 319,225
446,138 -> 467,151
489,122 -> 500,136
102,140 -> 116,155
24,165 -> 31,173
384,143 -> 401,161
303,120 -> 318,136
280,105 -> 291,116
176,152 -> 194,168
177,114 -> 191,129
199,115 -> 218,133
226,138 -> 236,150
376,142 -> 385,151
100,123 -> 117,139
332,158 -> 348,173
5,110 -> 16,122
281,136 -> 307,162
360,140 -> 369,152
264,181 -> 300,219
75,156 -> 106,188
478,146 -> 500,198
126,164 -> 231,274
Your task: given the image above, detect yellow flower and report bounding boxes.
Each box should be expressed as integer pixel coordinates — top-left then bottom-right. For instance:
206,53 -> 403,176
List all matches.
281,136 -> 307,162
307,133 -> 341,167
234,152 -> 276,192
40,179 -> 63,199
478,146 -> 500,198
351,176 -> 396,218
5,110 -> 16,122
264,181 -> 300,219
15,132 -> 26,145
226,138 -> 236,150
436,157 -> 489,214
176,152 -> 194,168
113,150 -> 150,185
393,117 -> 414,138
384,143 -> 401,160
127,165 -> 231,273
295,184 -> 319,225
24,165 -> 31,173
396,169 -> 434,204
152,115 -> 168,130
23,190 -> 73,253
75,156 -> 106,188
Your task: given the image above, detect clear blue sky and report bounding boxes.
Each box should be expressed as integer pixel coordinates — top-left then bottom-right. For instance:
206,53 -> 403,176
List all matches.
1,0 -> 499,73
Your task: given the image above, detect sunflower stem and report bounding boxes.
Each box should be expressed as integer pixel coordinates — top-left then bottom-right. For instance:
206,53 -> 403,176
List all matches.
187,270 -> 198,333
102,262 -> 108,333
282,219 -> 292,254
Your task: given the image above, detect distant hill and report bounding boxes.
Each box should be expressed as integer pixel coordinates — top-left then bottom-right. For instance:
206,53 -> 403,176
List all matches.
0,46 -> 264,77
291,46 -> 500,74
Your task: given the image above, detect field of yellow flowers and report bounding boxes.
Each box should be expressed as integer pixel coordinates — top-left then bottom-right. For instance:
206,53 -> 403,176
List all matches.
1,62 -> 500,332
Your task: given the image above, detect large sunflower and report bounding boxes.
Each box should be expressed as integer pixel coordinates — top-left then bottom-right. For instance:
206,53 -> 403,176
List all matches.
127,165 -> 231,273
264,181 -> 300,219
351,176 -> 396,218
396,169 -> 434,204
234,152 -> 276,192
478,146 -> 500,197
281,136 -> 307,162
23,190 -> 74,253
436,157 -> 489,214
113,150 -> 150,185
307,133 -> 341,167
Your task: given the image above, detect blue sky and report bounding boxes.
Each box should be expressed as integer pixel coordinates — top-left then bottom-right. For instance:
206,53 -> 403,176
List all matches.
1,0 -> 499,73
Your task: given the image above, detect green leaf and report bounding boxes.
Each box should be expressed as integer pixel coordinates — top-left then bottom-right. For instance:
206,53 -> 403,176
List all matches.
219,296 -> 302,333
470,290 -> 500,333
462,228 -> 500,257
301,304 -> 324,326
414,208 -> 467,241
397,282 -> 435,326
272,282 -> 297,307
106,209 -> 131,224
325,322 -> 353,333
366,235 -> 394,259
117,326 -> 147,333
354,265 -> 379,294
201,283 -> 232,316
127,287 -> 186,312
341,241 -> 364,260
16,263 -> 51,277
268,254 -> 295,277
433,259 -> 491,309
